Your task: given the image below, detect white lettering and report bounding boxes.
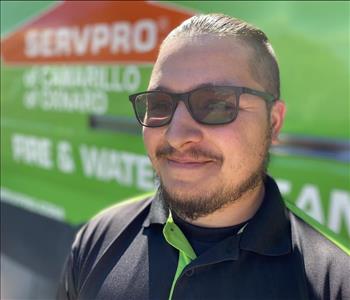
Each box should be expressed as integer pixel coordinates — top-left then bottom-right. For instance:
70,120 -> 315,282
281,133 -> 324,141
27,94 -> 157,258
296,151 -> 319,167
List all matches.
111,22 -> 131,54
24,20 -> 158,58
1,187 -> 65,221
71,26 -> 91,56
11,134 -> 53,169
57,141 -> 75,173
108,151 -> 123,183
133,19 -> 157,53
328,190 -> 350,234
119,152 -> 137,186
122,65 -> 141,92
23,65 -> 140,92
136,156 -> 154,190
55,28 -> 71,56
80,145 -> 99,178
24,30 -> 38,57
23,67 -> 38,88
41,66 -> 53,87
91,23 -> 110,55
79,145 -> 154,190
296,184 -> 325,224
276,179 -> 292,195
37,89 -> 108,114
41,29 -> 54,57
23,90 -> 37,108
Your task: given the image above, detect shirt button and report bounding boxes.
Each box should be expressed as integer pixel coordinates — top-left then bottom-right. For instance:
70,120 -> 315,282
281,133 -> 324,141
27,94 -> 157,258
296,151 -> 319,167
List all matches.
185,269 -> 194,277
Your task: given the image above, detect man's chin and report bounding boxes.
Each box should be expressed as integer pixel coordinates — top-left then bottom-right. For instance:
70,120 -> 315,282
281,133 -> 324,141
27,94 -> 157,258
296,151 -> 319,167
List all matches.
159,169 -> 265,221
162,180 -> 202,196
160,187 -> 214,221
163,189 -> 201,205
160,180 -> 234,221
160,178 -> 217,204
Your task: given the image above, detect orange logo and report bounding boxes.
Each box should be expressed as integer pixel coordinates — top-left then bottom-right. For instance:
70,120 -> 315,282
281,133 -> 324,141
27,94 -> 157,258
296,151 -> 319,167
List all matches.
1,1 -> 194,64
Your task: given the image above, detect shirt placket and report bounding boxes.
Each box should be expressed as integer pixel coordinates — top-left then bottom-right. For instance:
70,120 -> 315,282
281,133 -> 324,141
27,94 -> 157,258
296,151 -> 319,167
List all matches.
163,213 -> 197,300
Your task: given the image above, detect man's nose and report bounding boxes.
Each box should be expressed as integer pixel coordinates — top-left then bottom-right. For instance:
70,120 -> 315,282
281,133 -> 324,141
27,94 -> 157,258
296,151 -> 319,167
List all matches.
165,102 -> 204,149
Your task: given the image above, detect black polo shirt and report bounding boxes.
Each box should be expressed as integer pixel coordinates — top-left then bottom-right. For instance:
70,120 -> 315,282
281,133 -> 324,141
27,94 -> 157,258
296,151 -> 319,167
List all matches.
57,176 -> 349,300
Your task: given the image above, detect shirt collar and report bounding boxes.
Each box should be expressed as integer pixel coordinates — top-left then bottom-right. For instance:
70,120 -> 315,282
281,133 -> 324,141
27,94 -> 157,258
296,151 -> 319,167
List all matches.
239,175 -> 292,256
142,189 -> 169,227
143,175 -> 292,256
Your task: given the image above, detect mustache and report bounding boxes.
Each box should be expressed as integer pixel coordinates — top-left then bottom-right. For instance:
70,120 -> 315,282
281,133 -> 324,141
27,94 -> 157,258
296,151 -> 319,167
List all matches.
155,144 -> 223,162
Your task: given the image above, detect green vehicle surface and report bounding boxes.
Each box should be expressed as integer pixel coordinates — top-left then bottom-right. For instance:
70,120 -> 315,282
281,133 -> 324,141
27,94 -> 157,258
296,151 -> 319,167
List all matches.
1,1 -> 349,298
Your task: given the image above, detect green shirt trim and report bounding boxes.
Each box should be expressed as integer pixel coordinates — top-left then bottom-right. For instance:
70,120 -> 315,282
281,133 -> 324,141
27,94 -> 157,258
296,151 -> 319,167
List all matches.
163,212 -> 197,300
284,200 -> 350,255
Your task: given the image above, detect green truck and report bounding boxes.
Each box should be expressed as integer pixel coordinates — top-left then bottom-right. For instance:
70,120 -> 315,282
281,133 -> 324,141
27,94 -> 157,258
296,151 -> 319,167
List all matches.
1,1 -> 349,298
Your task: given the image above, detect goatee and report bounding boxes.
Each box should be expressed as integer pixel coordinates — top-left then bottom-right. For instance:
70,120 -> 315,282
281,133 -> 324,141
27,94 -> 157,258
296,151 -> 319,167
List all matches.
157,126 -> 272,221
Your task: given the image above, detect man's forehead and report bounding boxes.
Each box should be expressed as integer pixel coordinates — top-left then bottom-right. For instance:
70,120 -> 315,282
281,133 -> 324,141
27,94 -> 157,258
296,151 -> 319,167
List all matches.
156,35 -> 250,66
148,35 -> 258,92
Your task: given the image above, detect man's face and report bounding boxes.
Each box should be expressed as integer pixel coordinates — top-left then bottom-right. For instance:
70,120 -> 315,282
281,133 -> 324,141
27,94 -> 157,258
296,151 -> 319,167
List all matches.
143,35 -> 284,220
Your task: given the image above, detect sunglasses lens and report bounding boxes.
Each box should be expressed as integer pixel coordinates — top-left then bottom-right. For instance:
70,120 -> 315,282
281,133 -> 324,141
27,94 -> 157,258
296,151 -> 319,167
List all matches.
132,87 -> 239,127
190,87 -> 238,124
134,92 -> 174,127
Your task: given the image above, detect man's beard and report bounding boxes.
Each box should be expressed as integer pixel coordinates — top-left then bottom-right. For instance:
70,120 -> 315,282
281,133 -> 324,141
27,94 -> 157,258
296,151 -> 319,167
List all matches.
156,126 -> 272,221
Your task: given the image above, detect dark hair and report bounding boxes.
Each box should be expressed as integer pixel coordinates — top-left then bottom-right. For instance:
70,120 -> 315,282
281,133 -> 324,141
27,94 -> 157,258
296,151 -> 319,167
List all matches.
162,14 -> 280,100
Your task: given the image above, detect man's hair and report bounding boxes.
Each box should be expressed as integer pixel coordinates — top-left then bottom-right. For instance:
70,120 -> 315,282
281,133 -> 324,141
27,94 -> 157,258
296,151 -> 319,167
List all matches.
162,14 -> 280,101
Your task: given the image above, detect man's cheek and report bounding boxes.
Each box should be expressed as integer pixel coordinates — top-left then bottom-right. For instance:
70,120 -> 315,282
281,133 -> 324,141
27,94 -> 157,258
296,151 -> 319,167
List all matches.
143,134 -> 155,155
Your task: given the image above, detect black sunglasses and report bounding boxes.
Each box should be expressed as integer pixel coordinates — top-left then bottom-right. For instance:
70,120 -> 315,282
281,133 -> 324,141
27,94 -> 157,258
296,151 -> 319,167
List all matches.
129,85 -> 276,128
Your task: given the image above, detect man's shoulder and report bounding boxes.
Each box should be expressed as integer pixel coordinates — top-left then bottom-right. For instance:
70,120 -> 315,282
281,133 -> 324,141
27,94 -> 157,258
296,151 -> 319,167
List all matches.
73,193 -> 154,256
287,208 -> 349,298
287,207 -> 349,259
62,194 -> 154,296
87,193 -> 154,231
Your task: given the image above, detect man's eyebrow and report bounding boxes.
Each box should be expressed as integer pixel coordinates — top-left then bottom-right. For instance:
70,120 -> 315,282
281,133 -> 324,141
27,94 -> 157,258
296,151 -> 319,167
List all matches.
147,85 -> 168,92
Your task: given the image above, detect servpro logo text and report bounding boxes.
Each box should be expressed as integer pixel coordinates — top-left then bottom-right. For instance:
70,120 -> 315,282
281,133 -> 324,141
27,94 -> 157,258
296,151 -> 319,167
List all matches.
1,1 -> 194,64
25,19 -> 160,58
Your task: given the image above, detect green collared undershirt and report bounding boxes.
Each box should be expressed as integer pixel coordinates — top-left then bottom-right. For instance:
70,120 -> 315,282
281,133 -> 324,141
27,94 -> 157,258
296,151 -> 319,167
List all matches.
162,212 -> 249,300
162,212 -> 197,300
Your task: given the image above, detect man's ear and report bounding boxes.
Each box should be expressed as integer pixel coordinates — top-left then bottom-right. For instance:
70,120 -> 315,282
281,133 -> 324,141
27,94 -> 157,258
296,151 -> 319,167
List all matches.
270,100 -> 286,145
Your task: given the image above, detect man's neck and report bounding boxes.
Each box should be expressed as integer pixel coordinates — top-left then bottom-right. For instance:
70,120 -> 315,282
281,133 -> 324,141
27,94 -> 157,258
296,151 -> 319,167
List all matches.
185,181 -> 265,228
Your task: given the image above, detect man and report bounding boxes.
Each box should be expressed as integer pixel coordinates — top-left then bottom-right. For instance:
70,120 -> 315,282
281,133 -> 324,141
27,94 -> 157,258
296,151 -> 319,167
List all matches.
58,14 -> 349,300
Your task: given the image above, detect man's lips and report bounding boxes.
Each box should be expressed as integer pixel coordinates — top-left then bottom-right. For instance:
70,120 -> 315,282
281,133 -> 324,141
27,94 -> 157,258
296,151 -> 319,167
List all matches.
165,156 -> 216,169
166,156 -> 214,164
155,144 -> 223,170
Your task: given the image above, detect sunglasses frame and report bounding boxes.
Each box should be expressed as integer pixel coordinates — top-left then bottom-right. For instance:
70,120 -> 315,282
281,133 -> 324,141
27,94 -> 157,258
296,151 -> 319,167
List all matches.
129,85 -> 276,128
